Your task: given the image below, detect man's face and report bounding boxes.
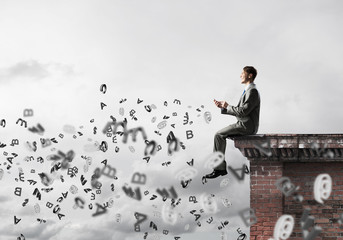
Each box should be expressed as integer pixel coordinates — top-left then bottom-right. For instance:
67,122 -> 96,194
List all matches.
240,70 -> 252,84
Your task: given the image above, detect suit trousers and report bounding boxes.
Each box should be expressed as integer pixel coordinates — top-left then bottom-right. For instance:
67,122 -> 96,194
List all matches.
213,122 -> 250,170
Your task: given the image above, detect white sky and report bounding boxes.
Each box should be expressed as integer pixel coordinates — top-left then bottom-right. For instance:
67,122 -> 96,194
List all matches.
0,0 -> 343,239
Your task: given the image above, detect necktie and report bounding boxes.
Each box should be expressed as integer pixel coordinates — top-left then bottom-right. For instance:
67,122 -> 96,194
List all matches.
242,89 -> 246,96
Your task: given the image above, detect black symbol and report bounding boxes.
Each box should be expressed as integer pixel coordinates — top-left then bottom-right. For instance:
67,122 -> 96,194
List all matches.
41,188 -> 53,193
186,130 -> 193,139
181,179 -> 192,188
92,203 -> 107,217
10,139 -> 19,146
40,138 -> 52,148
26,141 -> 37,152
166,131 -> 176,143
100,102 -> 107,110
144,140 -> 157,156
27,179 -> 37,185
150,195 -> 157,200
150,221 -> 158,230
154,130 -> 161,136
17,234 -> 25,240
50,150 -> 75,169
67,167 -> 78,178
0,119 -> 5,128
244,165 -> 250,174
194,214 -> 201,221
50,162 -> 62,173
156,186 -> 177,199
38,172 -> 53,186
137,98 -> 143,104
217,220 -> 229,230
162,161 -> 171,167
119,98 -> 127,103
80,175 -> 87,185
14,187 -> 22,196
228,164 -> 249,181
37,218 -> 46,224
16,118 -> 27,128
134,212 -> 147,232
189,196 -> 197,203
99,141 -> 108,152
144,105 -> 151,112
7,156 -> 13,164
187,159 -> 194,166
14,216 -> 21,224
173,99 -> 181,105
171,198 -> 181,207
33,188 -> 41,200
100,84 -> 107,94
183,112 -> 189,125
168,137 -> 179,155
122,186 -> 142,200
22,199 -> 29,207
28,123 -> 45,135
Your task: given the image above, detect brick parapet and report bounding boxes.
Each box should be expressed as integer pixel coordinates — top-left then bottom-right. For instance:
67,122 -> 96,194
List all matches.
233,134 -> 343,162
233,134 -> 343,239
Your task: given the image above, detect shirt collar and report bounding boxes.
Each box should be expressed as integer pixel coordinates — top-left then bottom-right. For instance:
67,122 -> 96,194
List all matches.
245,83 -> 253,91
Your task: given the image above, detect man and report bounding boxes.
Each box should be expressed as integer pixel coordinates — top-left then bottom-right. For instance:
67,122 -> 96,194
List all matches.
203,66 -> 260,182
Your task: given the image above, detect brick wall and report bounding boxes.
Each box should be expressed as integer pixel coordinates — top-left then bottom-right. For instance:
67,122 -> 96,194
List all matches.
250,161 -> 283,240
283,162 -> 343,240
233,134 -> 343,240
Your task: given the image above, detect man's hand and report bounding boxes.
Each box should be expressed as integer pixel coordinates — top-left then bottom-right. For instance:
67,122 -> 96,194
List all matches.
214,99 -> 228,109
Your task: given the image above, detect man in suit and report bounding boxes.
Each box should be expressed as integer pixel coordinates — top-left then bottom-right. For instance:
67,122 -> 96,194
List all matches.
203,66 -> 260,182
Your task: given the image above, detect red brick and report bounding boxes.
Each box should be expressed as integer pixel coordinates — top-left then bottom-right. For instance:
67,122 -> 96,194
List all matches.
243,135 -> 343,239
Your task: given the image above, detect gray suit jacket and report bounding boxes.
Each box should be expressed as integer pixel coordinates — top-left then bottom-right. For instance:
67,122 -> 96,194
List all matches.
221,83 -> 260,134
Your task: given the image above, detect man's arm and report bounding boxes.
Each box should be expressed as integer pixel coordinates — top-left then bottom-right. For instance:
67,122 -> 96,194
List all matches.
221,89 -> 259,117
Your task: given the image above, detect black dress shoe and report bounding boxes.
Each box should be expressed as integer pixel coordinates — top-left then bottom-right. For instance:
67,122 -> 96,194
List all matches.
204,169 -> 228,179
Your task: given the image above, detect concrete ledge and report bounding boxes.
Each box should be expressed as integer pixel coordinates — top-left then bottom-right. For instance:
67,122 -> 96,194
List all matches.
232,134 -> 343,162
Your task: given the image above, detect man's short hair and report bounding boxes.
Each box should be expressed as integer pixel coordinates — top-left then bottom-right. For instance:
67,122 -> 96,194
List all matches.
243,66 -> 257,81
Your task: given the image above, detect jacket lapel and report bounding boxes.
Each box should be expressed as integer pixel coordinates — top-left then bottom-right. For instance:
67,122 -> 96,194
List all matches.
238,83 -> 256,105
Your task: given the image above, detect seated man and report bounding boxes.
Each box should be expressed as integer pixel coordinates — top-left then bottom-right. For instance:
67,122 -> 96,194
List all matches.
203,66 -> 260,182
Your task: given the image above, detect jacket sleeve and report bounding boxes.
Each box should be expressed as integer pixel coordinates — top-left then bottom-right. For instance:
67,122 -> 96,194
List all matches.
221,88 -> 259,117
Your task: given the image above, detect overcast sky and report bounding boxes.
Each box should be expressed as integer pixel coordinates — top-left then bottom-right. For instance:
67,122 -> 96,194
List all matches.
1,0 -> 343,239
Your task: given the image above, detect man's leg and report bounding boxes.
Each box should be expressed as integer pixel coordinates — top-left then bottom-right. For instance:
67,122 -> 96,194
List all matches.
213,123 -> 245,171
